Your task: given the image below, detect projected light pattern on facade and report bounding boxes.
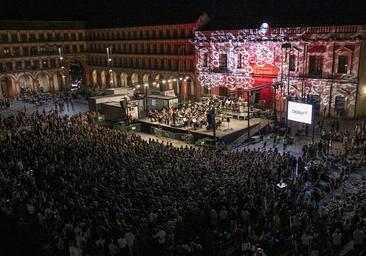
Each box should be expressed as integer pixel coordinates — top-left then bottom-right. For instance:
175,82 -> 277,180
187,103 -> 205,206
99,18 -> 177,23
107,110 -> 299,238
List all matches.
193,25 -> 364,118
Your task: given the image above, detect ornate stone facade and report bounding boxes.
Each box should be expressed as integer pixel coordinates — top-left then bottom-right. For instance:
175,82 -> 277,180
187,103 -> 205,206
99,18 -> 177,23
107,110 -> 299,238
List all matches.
0,16 -> 206,101
193,25 -> 366,118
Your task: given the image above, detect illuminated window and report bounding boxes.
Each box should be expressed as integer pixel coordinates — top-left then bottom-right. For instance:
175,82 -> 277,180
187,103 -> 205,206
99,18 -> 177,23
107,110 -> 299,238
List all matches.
337,55 -> 348,74
219,54 -> 227,70
309,55 -> 323,76
289,54 -> 296,71
3,48 -> 10,56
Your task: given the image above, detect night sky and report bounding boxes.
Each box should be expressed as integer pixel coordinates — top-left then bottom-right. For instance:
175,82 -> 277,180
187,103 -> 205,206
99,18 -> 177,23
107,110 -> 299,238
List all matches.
0,0 -> 365,25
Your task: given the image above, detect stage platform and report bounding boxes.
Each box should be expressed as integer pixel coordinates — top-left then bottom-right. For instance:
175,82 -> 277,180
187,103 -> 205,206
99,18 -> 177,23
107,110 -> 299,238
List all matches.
137,117 -> 264,144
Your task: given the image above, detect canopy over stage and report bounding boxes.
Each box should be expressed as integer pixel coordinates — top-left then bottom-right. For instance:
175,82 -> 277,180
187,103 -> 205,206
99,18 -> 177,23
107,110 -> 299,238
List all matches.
137,116 -> 264,144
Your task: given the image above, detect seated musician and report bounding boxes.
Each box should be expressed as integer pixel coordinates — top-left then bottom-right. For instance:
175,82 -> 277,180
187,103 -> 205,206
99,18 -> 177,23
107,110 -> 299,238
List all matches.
148,110 -> 157,122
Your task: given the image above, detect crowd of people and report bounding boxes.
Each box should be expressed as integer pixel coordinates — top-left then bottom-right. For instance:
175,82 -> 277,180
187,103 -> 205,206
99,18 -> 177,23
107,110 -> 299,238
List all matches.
0,98 -> 11,110
0,110 -> 365,256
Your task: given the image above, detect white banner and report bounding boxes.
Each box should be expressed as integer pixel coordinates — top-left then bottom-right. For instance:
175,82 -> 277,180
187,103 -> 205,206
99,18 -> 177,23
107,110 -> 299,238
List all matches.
288,101 -> 313,124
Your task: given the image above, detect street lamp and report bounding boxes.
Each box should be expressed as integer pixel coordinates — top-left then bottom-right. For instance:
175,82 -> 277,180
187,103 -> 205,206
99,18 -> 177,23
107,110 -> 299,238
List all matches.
144,83 -> 148,111
177,46 -> 186,103
282,43 -> 292,144
106,47 -> 113,87
58,47 -> 65,91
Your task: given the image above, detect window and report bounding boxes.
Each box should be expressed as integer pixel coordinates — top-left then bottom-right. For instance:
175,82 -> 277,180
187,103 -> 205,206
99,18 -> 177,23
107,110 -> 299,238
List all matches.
38,34 -> 45,41
72,45 -> 77,52
337,55 -> 348,74
65,45 -> 70,53
39,46 -> 46,54
64,33 -> 69,40
236,53 -> 242,68
6,62 -> 13,71
335,95 -> 345,111
1,34 -> 8,42
71,33 -> 76,40
308,55 -> 323,76
219,86 -> 228,96
202,53 -> 208,67
15,62 -> 22,70
13,48 -> 21,56
29,34 -> 36,41
219,54 -> 227,70
50,59 -> 56,68
25,61 -> 31,69
11,34 -> 18,42
33,60 -> 40,69
3,48 -> 11,56
47,33 -> 53,40
289,54 -> 296,71
30,47 -> 38,55
21,34 -> 27,42
42,59 -> 48,67
23,47 -> 29,56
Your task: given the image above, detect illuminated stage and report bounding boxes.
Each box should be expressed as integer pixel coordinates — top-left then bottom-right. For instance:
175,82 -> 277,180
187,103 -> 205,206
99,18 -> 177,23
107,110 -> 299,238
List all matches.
137,117 -> 265,144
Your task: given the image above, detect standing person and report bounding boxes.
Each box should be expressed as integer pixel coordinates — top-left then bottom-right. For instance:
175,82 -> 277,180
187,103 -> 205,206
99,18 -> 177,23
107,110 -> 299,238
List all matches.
70,98 -> 74,111
353,225 -> 364,255
332,229 -> 342,255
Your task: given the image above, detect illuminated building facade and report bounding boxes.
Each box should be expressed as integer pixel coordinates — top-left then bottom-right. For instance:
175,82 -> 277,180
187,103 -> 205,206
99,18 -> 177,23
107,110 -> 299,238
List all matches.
194,25 -> 366,118
0,20 -> 87,98
0,15 -> 208,101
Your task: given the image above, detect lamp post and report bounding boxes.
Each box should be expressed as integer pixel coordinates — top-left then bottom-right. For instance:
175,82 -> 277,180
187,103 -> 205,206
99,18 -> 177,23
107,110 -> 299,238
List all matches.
177,46 -> 185,103
282,43 -> 291,144
247,90 -> 251,140
144,83 -> 148,111
106,47 -> 113,87
58,47 -> 65,91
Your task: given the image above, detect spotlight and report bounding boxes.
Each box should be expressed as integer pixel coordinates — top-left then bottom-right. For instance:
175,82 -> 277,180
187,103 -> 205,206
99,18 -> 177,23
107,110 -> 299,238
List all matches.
162,80 -> 166,84
179,77 -> 183,81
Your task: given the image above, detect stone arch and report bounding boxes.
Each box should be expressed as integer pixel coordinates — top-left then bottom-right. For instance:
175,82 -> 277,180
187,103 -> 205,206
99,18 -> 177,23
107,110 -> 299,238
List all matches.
131,72 -> 139,86
65,58 -> 87,86
154,74 -> 164,91
0,76 -> 17,98
182,75 -> 195,101
170,76 -> 179,95
92,69 -> 98,86
154,74 -> 162,82
18,74 -> 34,91
100,70 -> 107,88
142,73 -> 151,89
167,76 -> 175,90
120,72 -> 128,87
36,72 -> 51,92
110,71 -> 118,87
52,72 -> 63,91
